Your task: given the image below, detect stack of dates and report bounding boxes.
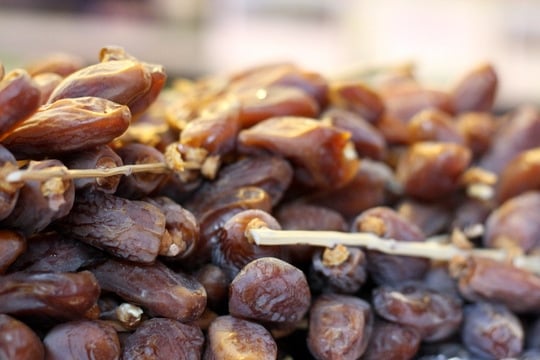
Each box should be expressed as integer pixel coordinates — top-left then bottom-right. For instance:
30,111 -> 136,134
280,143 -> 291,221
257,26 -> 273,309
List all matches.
2,46 -> 540,360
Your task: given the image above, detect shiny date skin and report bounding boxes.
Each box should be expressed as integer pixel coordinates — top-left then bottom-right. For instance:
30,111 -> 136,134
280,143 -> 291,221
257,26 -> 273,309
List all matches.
0,314 -> 44,360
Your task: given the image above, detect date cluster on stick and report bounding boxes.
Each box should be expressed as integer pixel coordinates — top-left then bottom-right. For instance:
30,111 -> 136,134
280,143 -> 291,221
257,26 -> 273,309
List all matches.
2,47 -> 540,360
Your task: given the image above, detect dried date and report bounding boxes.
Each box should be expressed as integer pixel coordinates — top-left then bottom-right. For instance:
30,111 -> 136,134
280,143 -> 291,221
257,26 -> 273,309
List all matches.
0,314 -> 44,360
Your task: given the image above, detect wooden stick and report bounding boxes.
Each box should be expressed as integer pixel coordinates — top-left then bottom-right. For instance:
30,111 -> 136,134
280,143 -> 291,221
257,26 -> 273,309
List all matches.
5,161 -> 201,183
248,228 -> 540,275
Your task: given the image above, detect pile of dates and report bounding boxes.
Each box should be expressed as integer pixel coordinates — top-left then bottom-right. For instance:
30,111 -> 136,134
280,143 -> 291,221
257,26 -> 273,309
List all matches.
2,46 -> 540,360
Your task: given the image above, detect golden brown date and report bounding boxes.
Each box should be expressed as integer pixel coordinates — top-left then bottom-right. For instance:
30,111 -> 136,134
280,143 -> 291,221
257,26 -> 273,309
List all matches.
56,190 -> 165,263
204,315 -> 277,360
47,59 -> 151,107
328,81 -> 385,124
396,141 -> 471,201
238,116 -> 359,189
496,148 -> 540,203
2,97 -> 131,158
407,108 -> 464,145
91,259 -> 207,323
25,52 -> 85,77
0,69 -> 41,137
43,320 -> 120,360
0,314 -> 44,360
32,72 -> 63,105
0,270 -> 100,321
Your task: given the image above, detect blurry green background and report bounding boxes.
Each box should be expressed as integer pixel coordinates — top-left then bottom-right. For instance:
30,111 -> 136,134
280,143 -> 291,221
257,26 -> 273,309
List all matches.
1,0 -> 539,109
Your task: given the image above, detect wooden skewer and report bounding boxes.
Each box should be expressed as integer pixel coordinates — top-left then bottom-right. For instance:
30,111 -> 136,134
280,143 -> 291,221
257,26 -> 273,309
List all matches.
248,228 -> 540,275
4,161 -> 201,183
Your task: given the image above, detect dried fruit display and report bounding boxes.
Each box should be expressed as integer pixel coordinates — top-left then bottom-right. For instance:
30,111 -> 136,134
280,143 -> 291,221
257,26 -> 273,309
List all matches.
3,46 -> 540,359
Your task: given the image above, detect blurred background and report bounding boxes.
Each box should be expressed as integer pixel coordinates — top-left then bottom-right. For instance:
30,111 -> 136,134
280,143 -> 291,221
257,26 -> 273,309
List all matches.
1,0 -> 539,109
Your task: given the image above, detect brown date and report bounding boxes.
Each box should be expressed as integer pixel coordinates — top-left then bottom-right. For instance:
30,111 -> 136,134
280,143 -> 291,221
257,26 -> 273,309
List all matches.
406,108 -> 464,145
397,199 -> 452,237
25,52 -> 85,77
352,206 -> 429,285
236,85 -> 319,128
322,107 -> 387,160
328,80 -> 385,124
307,293 -> 373,360
451,63 -> 498,113
479,105 -> 540,174
0,270 -> 100,321
91,258 -> 206,322
193,264 -> 229,310
496,148 -> 540,203
122,318 -> 204,360
0,230 -> 25,274
228,257 -> 311,324
396,141 -> 471,201
452,256 -> 540,313
0,145 -> 20,221
115,143 -> 166,199
8,232 -> 104,273
238,116 -> 359,189
204,315 -> 277,360
43,320 -> 120,360
32,72 -> 63,105
2,97 -> 131,158
62,145 -> 123,194
0,314 -> 44,360
56,190 -> 165,263
483,191 -> 540,253
1,159 -> 75,237
47,59 -> 151,107
362,319 -> 421,360
213,209 -> 286,280
382,86 -> 453,123
0,69 -> 41,137
456,112 -> 496,158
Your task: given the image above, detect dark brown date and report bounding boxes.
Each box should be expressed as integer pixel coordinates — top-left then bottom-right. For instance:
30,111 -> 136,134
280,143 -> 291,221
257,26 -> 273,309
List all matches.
309,245 -> 367,294
0,314 -> 44,360
483,191 -> 540,253
43,320 -> 120,360
496,148 -> 540,203
275,202 -> 347,264
451,63 -> 498,113
56,190 -> 165,263
352,206 -> 429,285
479,106 -> 540,174
91,259 -> 206,322
238,116 -> 359,189
452,256 -> 540,313
362,319 -> 421,360
383,86 -> 453,123
213,209 -> 286,279
186,156 -> 293,215
456,112 -> 496,158
372,281 -> 463,342
8,232 -> 104,273
145,196 -> 199,259
322,107 -> 387,160
0,69 -> 41,138
228,257 -> 311,324
461,302 -> 523,359
407,108 -> 464,145
115,143 -> 166,199
2,97 -> 131,158
0,230 -> 25,273
123,318 -> 204,360
396,141 -> 471,201
0,145 -> 19,221
1,159 -> 75,237
397,199 -> 452,237
204,315 -> 277,360
193,264 -> 229,310
47,59 -> 151,107
62,145 -> 123,194
306,159 -> 390,219
307,293 -> 373,360
0,270 -> 100,320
